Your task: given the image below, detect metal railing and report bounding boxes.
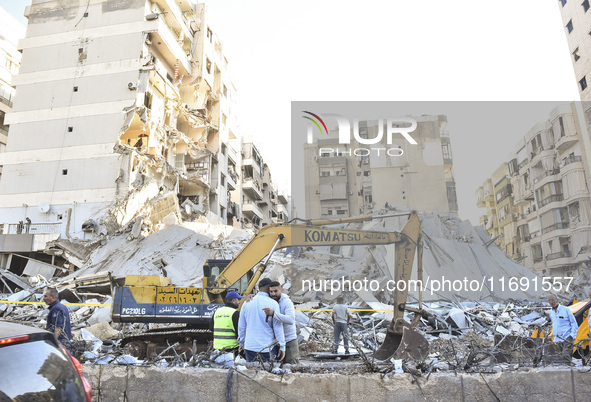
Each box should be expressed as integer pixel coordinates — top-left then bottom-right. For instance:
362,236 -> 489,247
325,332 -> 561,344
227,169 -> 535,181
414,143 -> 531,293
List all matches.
562,155 -> 582,167
539,194 -> 564,208
4,222 -> 62,234
547,251 -> 571,261
542,222 -> 569,234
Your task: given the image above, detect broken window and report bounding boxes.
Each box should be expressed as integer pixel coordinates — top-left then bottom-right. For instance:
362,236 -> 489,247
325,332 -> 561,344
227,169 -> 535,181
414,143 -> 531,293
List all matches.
558,116 -> 566,137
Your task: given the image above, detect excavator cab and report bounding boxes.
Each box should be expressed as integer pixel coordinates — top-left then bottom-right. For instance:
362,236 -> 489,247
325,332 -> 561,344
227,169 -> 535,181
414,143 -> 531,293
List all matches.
203,259 -> 254,299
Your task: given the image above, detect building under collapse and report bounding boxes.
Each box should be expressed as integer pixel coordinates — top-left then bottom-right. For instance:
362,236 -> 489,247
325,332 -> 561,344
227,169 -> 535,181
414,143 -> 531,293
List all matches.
0,1 -> 289,278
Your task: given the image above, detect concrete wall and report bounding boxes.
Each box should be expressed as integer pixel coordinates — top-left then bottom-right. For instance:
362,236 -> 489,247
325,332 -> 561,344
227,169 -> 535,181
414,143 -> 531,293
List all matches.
82,365 -> 591,402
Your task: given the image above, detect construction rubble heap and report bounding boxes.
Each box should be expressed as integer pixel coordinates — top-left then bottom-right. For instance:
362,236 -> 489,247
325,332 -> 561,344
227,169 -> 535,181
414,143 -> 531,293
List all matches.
1,211 -> 590,376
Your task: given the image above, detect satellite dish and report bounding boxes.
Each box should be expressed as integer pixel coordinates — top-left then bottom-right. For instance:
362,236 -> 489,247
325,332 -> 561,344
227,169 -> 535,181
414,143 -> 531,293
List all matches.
39,203 -> 50,213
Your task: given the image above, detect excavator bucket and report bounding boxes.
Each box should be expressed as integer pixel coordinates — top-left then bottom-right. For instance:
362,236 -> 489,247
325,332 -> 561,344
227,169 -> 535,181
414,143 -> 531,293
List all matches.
374,328 -> 429,361
374,318 -> 430,361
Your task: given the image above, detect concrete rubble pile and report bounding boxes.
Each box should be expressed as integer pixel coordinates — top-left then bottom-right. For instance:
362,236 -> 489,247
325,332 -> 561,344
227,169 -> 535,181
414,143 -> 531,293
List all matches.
1,211 -> 587,375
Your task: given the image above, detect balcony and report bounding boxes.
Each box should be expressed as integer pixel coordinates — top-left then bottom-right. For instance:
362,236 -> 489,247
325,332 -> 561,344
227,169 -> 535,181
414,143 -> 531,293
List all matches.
555,134 -> 579,151
242,178 -> 263,200
533,169 -> 560,185
547,251 -> 572,261
562,155 -> 582,166
539,194 -> 564,208
278,192 -> 288,205
533,256 -> 544,263
4,223 -> 62,234
542,222 -> 569,235
242,200 -> 263,220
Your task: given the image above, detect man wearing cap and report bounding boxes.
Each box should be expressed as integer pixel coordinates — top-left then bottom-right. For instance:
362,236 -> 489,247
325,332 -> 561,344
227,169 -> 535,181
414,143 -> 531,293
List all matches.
211,290 -> 243,353
264,281 -> 300,364
238,278 -> 285,362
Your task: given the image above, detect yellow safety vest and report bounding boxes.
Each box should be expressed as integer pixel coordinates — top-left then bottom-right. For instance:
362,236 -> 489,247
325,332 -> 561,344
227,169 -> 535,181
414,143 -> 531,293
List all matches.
213,306 -> 239,350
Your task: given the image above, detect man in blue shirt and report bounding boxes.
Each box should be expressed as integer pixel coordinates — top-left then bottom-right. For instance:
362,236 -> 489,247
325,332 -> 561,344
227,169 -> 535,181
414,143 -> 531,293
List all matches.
548,294 -> 578,343
43,287 -> 71,345
238,278 -> 285,362
265,281 -> 299,364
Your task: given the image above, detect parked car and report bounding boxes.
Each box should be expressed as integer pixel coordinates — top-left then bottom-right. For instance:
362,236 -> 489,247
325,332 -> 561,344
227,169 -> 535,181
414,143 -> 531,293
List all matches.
0,321 -> 92,401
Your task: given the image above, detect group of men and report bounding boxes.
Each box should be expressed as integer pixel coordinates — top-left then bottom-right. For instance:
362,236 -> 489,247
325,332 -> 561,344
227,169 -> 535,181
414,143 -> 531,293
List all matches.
212,278 -> 300,364
42,280 -> 589,365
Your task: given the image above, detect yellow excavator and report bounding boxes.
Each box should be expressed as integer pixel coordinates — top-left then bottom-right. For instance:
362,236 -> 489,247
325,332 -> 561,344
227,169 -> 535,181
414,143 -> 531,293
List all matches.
112,211 -> 429,361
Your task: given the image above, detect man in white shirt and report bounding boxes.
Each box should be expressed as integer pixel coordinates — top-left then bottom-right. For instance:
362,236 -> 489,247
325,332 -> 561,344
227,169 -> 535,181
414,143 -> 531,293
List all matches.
264,281 -> 300,364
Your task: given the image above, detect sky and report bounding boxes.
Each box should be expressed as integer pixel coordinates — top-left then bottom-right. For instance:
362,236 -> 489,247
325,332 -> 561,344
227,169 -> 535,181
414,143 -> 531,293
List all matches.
0,0 -> 581,224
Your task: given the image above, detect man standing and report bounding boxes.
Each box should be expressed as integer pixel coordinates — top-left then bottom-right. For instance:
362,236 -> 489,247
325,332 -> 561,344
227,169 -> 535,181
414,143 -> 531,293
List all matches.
211,291 -> 243,353
548,294 -> 577,342
548,294 -> 577,363
43,287 -> 71,345
264,281 -> 300,364
332,296 -> 351,354
238,278 -> 285,362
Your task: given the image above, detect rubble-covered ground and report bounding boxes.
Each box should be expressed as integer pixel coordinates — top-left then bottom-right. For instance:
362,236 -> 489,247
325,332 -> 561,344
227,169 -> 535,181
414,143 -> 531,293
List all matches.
2,210 -> 591,376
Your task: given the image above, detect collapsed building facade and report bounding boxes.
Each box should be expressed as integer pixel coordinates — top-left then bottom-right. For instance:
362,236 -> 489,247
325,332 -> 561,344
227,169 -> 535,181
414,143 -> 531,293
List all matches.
0,0 -> 289,283
304,116 -> 458,219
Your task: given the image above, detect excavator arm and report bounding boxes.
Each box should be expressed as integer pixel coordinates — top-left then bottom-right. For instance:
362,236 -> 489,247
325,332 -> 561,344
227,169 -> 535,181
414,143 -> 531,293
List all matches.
210,223 -> 405,292
210,211 -> 428,361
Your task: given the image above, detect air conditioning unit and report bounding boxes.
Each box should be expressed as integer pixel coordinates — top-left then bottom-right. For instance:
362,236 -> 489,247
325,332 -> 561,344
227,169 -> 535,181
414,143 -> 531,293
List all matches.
315,190 -> 320,194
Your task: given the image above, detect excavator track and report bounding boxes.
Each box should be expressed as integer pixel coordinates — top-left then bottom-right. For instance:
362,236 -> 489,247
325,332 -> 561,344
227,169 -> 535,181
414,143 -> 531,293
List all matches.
121,327 -> 213,360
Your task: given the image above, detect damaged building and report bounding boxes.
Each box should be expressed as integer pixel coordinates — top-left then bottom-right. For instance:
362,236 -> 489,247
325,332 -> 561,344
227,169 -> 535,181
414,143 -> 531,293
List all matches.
0,0 -> 289,284
304,115 -> 458,219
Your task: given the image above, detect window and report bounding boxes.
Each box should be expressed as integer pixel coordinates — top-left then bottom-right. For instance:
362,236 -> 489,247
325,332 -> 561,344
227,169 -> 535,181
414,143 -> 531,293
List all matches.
223,85 -> 227,97
207,28 -> 213,42
580,76 -> 588,91
584,0 -> 590,11
68,127 -> 73,132
73,86 -> 78,92
206,58 -> 212,74
558,116 -> 566,137
220,173 -> 226,187
531,244 -> 543,262
541,207 -> 569,234
62,169 -> 68,175
560,0 -> 567,6
442,143 -> 453,160
567,19 -> 573,33
573,47 -> 580,62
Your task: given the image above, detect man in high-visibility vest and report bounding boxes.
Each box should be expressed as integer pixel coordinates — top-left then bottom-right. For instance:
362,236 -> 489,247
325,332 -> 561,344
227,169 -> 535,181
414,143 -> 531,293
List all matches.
212,291 -> 243,352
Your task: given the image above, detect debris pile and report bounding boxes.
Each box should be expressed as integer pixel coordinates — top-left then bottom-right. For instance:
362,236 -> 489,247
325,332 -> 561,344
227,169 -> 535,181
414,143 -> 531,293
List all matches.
1,211 -> 589,375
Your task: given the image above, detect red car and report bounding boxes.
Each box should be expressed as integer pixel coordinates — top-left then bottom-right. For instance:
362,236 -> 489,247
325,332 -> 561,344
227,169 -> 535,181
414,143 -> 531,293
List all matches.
0,321 -> 92,401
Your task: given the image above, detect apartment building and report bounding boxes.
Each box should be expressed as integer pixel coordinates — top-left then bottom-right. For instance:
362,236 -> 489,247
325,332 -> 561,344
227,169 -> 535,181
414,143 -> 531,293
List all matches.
0,0 -> 244,247
304,115 -> 458,219
0,7 -> 24,181
478,103 -> 591,277
476,163 -> 520,260
230,137 -> 289,230
558,0 -> 591,100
